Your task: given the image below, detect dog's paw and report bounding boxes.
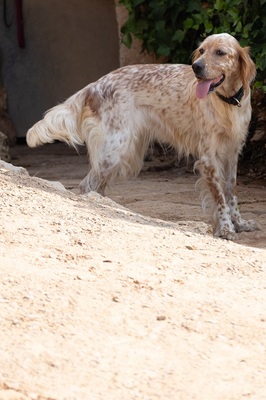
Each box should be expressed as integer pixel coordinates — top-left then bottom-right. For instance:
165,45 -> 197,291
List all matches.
235,219 -> 262,233
214,222 -> 237,241
215,229 -> 238,241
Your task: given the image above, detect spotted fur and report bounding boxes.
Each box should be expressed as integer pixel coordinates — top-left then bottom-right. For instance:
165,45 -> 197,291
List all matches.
26,33 -> 260,239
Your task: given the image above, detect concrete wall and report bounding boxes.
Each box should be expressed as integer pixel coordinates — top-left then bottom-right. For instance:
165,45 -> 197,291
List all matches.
0,0 -> 119,137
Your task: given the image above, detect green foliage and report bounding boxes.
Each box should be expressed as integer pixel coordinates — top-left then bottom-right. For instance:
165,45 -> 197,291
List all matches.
119,0 -> 266,89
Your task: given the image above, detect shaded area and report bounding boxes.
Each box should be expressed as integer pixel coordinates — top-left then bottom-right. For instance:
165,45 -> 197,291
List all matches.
10,142 -> 266,249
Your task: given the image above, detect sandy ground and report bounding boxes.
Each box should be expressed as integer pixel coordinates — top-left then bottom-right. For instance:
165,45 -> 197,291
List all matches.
0,143 -> 265,400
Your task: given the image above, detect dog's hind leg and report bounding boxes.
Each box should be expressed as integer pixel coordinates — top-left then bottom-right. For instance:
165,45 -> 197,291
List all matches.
79,162 -> 107,196
80,124 -> 150,195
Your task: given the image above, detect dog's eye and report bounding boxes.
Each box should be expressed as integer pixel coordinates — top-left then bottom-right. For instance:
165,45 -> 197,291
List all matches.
216,49 -> 226,56
199,48 -> 205,55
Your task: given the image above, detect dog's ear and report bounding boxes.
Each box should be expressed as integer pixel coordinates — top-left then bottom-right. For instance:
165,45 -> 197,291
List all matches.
192,49 -> 200,63
239,46 -> 256,92
192,42 -> 203,63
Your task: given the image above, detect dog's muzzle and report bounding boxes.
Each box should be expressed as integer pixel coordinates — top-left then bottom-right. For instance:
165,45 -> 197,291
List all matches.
192,60 -> 206,79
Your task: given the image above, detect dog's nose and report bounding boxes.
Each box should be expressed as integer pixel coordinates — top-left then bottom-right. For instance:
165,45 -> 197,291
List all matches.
192,60 -> 205,76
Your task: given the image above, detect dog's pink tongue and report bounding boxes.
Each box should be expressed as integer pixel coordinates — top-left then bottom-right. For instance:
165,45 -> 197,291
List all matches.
196,79 -> 213,99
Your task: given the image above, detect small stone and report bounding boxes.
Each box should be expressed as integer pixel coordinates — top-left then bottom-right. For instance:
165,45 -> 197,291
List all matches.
156,315 -> 166,321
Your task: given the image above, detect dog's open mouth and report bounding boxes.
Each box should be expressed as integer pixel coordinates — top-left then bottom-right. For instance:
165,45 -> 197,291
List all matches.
196,74 -> 225,99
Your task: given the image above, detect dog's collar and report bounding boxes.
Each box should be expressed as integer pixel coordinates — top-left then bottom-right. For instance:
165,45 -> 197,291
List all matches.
216,86 -> 244,107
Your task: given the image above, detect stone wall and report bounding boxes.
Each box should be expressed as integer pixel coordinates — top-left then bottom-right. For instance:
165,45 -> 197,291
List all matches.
115,2 -> 158,66
0,83 -> 16,161
0,86 -> 16,145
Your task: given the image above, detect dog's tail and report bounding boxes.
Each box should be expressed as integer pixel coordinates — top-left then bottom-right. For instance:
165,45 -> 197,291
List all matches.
26,90 -> 91,149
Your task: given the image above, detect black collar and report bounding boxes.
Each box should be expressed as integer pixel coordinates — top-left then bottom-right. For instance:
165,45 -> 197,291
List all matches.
216,86 -> 244,107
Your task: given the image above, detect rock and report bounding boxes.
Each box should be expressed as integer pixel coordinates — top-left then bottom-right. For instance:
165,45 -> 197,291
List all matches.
0,86 -> 17,146
33,178 -> 67,192
0,86 -> 7,110
0,111 -> 17,146
0,131 -> 11,162
0,159 -> 29,175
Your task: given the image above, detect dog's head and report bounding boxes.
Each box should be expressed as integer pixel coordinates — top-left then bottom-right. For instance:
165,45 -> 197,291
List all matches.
192,33 -> 256,99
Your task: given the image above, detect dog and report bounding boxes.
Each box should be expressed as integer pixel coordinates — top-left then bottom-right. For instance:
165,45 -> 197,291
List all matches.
26,33 -> 260,240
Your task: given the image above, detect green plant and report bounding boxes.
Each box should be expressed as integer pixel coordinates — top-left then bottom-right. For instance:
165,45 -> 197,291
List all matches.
119,0 -> 266,90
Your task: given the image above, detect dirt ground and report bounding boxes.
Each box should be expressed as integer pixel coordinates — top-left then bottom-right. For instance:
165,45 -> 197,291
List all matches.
0,142 -> 265,400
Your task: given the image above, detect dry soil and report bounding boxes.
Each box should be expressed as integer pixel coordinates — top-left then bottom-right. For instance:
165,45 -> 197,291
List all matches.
0,143 -> 265,400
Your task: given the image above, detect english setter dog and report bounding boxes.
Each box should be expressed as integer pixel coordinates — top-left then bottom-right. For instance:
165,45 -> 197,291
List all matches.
27,33 -> 260,240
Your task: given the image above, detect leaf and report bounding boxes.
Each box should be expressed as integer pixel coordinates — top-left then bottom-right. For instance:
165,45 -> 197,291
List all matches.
214,0 -> 225,11
183,18 -> 193,29
261,48 -> 266,57
156,44 -> 171,57
228,8 -> 239,20
172,29 -> 185,43
188,1 -> 201,12
122,32 -> 132,48
204,21 -> 213,33
243,22 -> 254,38
193,13 -> 205,25
235,21 -> 242,32
118,0 -> 133,12
155,20 -> 165,33
135,18 -> 149,33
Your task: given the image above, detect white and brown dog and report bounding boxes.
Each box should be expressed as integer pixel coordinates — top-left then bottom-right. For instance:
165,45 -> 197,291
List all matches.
27,33 -> 259,240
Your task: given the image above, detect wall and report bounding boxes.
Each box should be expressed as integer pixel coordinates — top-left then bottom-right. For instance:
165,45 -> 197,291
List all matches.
0,0 -> 119,137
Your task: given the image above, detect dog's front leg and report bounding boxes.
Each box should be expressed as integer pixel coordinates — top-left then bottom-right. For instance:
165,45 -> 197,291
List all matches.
225,159 -> 261,233
196,156 -> 236,240
228,195 -> 261,232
